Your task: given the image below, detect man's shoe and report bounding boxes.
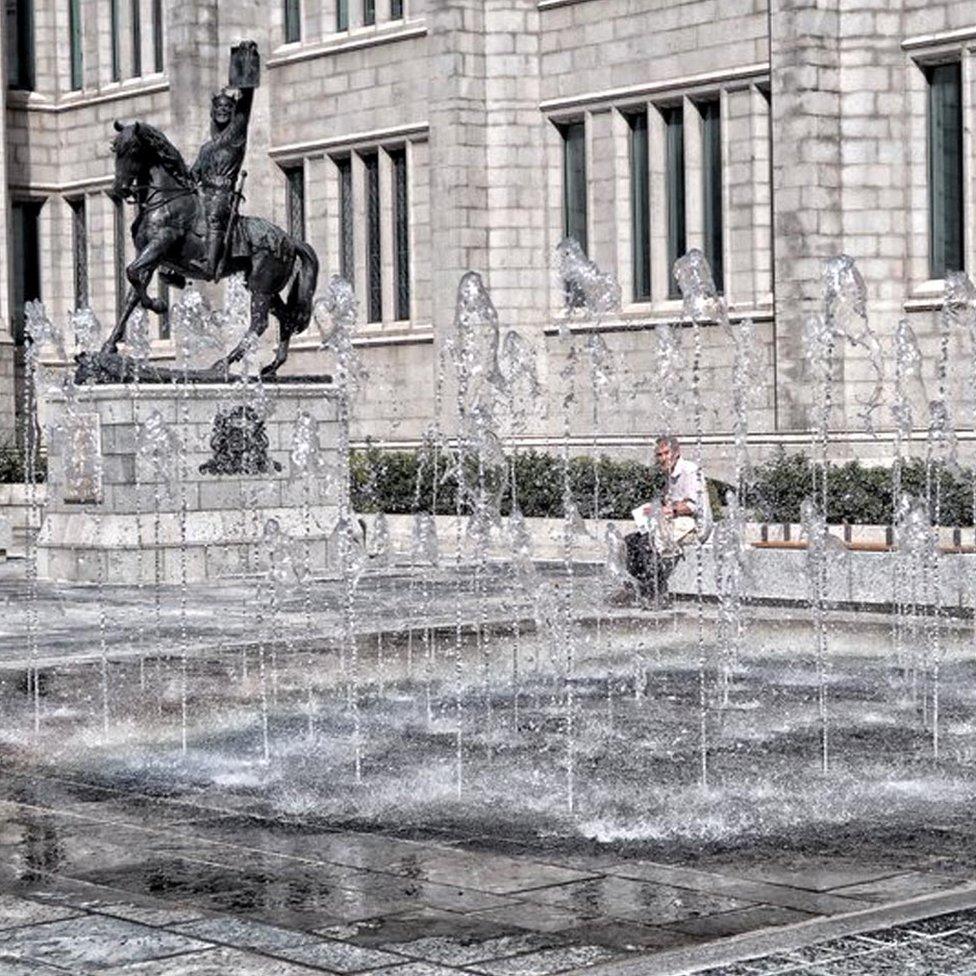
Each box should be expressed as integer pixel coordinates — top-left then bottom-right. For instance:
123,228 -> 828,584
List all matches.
607,582 -> 637,607
639,591 -> 673,611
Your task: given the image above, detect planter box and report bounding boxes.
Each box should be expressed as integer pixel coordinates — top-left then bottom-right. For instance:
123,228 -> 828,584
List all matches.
357,513 -> 976,609
0,483 -> 45,556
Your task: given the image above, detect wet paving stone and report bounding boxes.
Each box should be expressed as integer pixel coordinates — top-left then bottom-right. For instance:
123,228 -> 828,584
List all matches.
261,938 -> 408,972
666,905 -> 815,939
98,946 -> 330,974
827,870 -> 961,903
0,914 -> 210,972
314,909 -> 507,948
370,965 -> 471,976
0,894 -> 81,930
170,916 -> 323,952
464,944 -> 618,976
381,932 -> 561,966
91,903 -> 208,928
0,961 -> 68,976
521,875 -> 752,925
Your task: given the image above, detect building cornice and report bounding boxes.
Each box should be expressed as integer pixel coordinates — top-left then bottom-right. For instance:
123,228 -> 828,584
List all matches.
540,62 -> 770,115
6,77 -> 169,115
902,26 -> 976,52
538,0 -> 593,9
542,307 -> 775,337
292,328 -> 433,351
269,122 -> 428,162
352,428 -> 976,452
9,174 -> 114,196
267,21 -> 427,69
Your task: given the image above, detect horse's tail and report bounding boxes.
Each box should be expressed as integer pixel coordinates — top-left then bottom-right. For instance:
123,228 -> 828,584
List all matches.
282,240 -> 319,341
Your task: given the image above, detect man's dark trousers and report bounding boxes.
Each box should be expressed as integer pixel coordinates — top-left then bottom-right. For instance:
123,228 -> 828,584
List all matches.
624,531 -> 680,598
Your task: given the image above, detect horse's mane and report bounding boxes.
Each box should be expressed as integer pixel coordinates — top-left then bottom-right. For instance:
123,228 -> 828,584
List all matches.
129,122 -> 193,187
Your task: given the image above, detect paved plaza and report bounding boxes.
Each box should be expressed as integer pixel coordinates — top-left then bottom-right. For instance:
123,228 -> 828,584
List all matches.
3,559 -> 976,973
2,765 -> 976,976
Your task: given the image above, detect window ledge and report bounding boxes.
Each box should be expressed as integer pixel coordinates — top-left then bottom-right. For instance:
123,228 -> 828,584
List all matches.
905,279 -> 952,312
6,90 -> 51,109
267,20 -> 425,69
543,305 -> 775,336
18,77 -> 169,114
538,0 -> 593,9
290,326 -> 433,352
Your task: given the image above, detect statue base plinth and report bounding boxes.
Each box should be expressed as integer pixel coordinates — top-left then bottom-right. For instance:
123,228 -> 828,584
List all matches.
37,382 -> 341,584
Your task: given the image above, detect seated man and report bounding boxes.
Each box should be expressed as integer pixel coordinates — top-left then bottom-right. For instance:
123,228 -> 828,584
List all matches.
614,435 -> 712,608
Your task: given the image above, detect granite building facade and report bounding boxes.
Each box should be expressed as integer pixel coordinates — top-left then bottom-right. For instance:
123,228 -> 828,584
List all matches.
2,0 -> 974,476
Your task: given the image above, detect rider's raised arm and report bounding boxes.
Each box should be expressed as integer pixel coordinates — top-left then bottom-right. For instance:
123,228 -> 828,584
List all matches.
228,86 -> 254,143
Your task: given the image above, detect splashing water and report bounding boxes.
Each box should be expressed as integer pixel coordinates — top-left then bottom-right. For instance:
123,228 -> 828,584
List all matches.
822,255 -> 885,436
317,275 -> 364,781
70,306 -> 104,356
673,248 -> 717,790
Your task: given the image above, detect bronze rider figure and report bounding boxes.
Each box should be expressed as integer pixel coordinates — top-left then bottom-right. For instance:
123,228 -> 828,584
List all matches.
189,40 -> 258,281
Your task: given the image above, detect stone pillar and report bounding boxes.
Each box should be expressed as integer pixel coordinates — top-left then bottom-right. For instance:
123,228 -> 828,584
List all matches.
835,1 -> 913,432
427,0 -> 546,431
770,0 -> 843,431
482,0 -> 547,355
0,10 -> 14,441
427,0 -> 490,430
165,1 -> 221,169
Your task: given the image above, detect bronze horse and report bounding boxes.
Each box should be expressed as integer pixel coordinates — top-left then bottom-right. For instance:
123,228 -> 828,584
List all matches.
107,120 -> 318,376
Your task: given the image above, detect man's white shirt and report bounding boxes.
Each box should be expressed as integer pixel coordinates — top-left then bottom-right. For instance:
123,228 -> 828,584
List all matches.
666,456 -> 713,542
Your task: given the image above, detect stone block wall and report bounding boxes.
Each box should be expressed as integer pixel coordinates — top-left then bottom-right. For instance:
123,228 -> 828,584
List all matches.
7,0 -> 976,470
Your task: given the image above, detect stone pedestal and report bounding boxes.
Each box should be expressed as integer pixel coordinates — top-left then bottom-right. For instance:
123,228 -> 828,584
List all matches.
37,382 -> 341,584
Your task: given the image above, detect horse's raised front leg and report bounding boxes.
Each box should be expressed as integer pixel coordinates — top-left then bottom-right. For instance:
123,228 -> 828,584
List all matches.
126,235 -> 177,313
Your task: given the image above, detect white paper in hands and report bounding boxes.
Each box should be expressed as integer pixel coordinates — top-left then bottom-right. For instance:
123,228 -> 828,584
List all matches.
632,500 -> 697,556
632,502 -> 656,533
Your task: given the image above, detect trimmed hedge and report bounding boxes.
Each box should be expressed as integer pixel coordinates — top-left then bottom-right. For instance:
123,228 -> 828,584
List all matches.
747,451 -> 975,526
0,439 -> 46,484
351,446 -> 709,520
352,446 -> 976,526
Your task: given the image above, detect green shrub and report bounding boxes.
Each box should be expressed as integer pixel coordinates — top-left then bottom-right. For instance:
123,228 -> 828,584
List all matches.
352,445 -> 976,526
0,437 -> 46,484
746,449 -> 975,526
352,447 -> 696,520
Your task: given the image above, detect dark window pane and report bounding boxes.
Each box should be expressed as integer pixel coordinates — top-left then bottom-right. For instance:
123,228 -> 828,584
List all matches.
628,111 -> 650,301
336,0 -> 348,31
663,104 -> 685,298
927,62 -> 964,278
7,0 -> 35,89
11,201 -> 42,346
560,121 -> 587,253
391,0 -> 402,18
70,197 -> 88,309
110,0 -> 121,81
153,0 -> 164,72
69,0 -> 82,89
391,148 -> 410,320
701,99 -> 723,293
284,164 -> 305,241
364,0 -> 375,25
114,197 -> 128,316
130,0 -> 142,76
364,152 -> 382,323
337,156 -> 354,283
284,0 -> 300,42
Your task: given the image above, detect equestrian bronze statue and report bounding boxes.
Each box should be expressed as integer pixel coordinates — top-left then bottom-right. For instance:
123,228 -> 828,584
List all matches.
82,41 -> 318,382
